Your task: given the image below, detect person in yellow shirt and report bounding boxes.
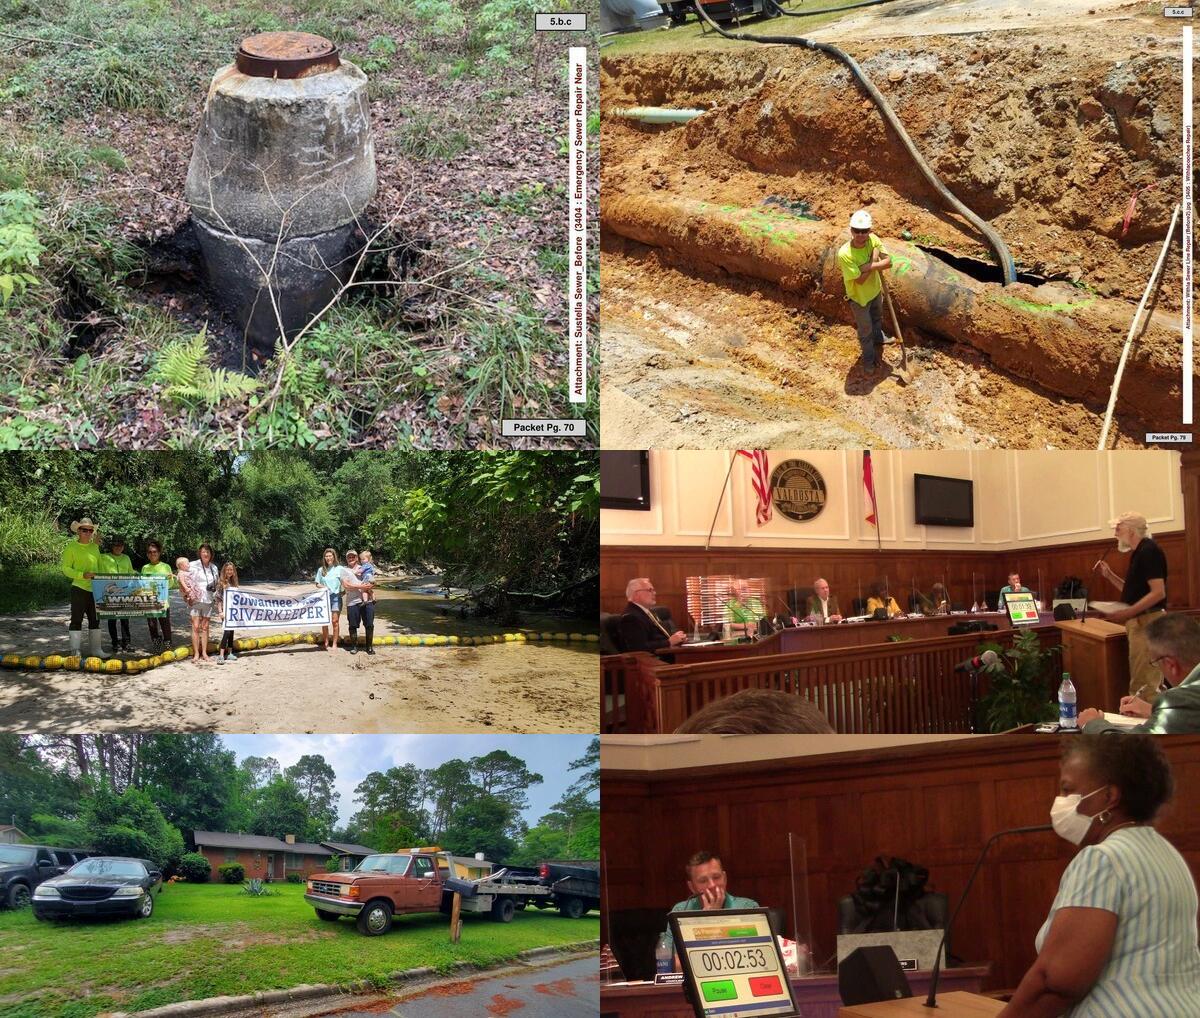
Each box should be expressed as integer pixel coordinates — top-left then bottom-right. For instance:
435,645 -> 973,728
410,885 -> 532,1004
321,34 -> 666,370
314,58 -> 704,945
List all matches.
866,581 -> 903,618
837,209 -> 893,373
99,537 -> 135,654
60,517 -> 103,659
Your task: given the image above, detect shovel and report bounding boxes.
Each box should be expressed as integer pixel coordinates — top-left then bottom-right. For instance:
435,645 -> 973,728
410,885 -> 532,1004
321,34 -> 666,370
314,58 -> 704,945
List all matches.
881,276 -> 910,384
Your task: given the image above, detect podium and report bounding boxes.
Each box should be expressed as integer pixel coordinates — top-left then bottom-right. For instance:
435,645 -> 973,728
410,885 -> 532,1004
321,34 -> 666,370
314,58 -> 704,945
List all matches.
1055,619 -> 1130,707
839,991 -> 1005,1017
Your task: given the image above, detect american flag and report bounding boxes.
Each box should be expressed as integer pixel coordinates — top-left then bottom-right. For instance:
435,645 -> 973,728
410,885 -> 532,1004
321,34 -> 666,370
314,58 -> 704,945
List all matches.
863,450 -> 878,527
737,450 -> 772,526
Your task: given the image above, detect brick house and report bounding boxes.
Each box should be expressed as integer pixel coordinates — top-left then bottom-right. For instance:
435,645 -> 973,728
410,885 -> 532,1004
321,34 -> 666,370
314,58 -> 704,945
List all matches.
193,831 -> 374,881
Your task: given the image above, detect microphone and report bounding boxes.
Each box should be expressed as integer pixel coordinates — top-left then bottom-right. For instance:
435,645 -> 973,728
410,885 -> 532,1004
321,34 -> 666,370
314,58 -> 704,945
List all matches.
953,649 -> 998,673
773,595 -> 799,628
924,824 -> 1053,1009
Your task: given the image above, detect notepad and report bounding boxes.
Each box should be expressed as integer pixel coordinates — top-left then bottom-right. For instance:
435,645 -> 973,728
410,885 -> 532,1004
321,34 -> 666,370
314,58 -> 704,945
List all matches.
1101,712 -> 1144,728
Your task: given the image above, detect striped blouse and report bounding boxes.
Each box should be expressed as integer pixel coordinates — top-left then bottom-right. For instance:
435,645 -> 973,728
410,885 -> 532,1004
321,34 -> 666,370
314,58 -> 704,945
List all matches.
1034,826 -> 1200,1017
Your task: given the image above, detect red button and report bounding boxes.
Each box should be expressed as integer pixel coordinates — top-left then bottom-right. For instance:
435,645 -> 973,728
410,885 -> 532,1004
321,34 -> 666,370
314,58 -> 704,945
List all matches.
749,975 -> 782,997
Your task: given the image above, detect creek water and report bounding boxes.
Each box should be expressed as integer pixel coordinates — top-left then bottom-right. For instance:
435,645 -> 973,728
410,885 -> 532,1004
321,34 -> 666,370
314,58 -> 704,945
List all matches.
369,583 -> 598,650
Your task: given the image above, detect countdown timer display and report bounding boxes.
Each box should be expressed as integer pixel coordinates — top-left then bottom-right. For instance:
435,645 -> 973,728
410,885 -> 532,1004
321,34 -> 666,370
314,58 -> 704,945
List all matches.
669,909 -> 801,1017
1004,591 -> 1040,626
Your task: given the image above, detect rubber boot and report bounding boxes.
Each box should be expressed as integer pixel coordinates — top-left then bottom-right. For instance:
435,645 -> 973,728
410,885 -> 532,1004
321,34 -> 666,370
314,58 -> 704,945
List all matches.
366,625 -> 375,655
69,630 -> 81,657
89,628 -> 103,658
350,631 -> 358,654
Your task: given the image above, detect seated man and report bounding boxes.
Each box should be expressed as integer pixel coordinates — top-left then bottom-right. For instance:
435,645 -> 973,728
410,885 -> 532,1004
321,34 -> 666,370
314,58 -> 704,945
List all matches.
866,583 -> 902,618
996,572 -> 1033,609
664,851 -> 760,965
725,578 -> 766,639
618,577 -> 686,653
805,577 -> 843,623
1079,613 -> 1200,734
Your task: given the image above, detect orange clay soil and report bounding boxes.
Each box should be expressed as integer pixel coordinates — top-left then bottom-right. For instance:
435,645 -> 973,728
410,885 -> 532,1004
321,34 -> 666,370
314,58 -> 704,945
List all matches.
600,10 -> 1192,448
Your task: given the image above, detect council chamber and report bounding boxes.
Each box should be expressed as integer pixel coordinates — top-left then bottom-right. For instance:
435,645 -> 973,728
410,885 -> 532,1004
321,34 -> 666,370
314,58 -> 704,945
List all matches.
598,733 -> 1200,1018
600,450 -> 1200,736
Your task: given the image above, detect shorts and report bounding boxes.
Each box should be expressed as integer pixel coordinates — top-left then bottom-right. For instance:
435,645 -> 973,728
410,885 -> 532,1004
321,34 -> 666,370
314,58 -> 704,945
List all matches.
190,602 -> 213,619
329,593 -> 343,612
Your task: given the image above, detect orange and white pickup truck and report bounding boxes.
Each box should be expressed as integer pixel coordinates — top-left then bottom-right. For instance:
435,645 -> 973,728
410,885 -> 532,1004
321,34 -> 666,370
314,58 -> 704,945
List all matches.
304,848 -> 598,936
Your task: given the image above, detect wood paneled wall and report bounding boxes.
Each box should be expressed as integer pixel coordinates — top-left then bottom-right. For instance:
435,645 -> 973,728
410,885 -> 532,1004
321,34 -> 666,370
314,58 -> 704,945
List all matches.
601,532 -> 1189,626
601,735 -> 1200,991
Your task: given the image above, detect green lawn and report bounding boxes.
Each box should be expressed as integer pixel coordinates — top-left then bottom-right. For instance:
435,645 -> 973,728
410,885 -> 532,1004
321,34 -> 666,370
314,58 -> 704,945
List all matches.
0,883 -> 599,1018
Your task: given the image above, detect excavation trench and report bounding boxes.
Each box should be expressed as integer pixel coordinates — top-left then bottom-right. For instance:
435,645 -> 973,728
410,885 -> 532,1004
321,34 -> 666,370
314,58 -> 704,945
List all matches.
602,194 -> 1179,426
600,32 -> 1186,442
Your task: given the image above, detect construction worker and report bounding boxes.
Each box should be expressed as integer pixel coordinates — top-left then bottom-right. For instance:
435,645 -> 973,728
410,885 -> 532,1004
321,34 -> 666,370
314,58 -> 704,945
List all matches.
838,210 -> 893,372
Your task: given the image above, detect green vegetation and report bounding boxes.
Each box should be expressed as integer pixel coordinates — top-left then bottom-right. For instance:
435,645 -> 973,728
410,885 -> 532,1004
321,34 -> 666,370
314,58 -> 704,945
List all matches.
0,0 -> 598,446
4,733 -> 599,878
0,563 -> 70,614
0,190 -> 42,306
977,629 -> 1062,732
602,2 -> 849,55
0,451 -> 599,594
0,882 -> 598,1017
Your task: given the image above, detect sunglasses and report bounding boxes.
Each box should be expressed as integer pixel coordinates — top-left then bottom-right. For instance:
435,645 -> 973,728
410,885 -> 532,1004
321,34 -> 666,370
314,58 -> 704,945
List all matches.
78,528 -> 94,533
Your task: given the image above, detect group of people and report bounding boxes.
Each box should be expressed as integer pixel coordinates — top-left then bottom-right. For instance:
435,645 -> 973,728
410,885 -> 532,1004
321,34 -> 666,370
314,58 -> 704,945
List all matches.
61,518 -> 378,664
615,571 -> 1039,655
652,737 -> 1200,1016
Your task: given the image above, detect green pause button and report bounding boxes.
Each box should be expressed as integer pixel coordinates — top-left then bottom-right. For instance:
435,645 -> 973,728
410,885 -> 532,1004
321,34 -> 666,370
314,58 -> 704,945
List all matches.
701,980 -> 737,1002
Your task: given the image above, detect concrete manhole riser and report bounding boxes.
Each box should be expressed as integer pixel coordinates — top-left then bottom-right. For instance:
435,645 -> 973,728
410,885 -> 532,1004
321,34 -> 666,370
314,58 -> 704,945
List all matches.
185,38 -> 377,354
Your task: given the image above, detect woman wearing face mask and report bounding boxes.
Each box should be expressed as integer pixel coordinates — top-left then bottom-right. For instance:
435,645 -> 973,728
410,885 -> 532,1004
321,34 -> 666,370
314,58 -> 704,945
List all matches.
999,736 -> 1200,1017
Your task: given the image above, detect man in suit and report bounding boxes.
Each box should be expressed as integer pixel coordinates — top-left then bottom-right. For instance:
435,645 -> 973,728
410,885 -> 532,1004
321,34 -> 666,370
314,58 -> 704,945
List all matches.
805,577 -> 843,622
618,577 -> 686,653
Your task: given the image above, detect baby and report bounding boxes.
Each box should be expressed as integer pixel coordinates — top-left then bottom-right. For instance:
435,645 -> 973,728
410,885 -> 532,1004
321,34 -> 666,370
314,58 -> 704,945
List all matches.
358,550 -> 377,603
175,556 -> 201,607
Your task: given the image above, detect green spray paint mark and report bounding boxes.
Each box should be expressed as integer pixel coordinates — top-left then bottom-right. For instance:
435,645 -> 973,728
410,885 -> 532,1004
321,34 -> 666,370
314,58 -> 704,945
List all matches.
987,292 -> 1096,315
889,253 -> 914,278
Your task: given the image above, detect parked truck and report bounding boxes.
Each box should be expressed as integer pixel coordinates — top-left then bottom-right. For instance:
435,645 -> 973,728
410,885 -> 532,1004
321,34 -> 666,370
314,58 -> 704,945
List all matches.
304,848 -> 599,936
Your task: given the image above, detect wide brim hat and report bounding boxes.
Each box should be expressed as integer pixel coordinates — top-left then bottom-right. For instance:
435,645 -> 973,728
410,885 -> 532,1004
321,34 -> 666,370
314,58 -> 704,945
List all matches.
70,517 -> 100,536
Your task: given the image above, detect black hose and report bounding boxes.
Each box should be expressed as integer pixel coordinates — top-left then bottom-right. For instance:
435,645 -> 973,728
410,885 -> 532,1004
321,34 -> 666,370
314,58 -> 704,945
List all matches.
771,0 -> 906,16
691,1 -> 1018,284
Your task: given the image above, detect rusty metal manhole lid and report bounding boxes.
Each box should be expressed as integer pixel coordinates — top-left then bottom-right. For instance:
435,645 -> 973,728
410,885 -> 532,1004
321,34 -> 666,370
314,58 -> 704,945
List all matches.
236,32 -> 340,79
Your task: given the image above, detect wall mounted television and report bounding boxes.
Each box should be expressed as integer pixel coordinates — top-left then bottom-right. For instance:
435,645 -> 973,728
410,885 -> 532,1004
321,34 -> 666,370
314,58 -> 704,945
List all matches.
600,451 -> 651,511
914,473 -> 974,527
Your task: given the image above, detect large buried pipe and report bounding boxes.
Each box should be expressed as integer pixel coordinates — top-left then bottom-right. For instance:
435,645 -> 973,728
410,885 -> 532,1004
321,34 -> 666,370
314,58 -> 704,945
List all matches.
689,2 -> 1017,285
603,194 -> 1181,422
185,32 -> 377,357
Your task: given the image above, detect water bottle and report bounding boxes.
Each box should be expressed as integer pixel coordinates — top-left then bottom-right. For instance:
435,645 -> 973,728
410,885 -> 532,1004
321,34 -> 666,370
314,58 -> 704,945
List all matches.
1059,672 -> 1078,729
655,932 -> 673,974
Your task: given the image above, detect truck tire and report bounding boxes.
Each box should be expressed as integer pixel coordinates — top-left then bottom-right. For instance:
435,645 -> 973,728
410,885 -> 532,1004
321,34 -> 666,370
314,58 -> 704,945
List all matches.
491,897 -> 516,923
315,909 -> 341,921
7,884 -> 30,909
558,896 -> 586,919
357,899 -> 394,936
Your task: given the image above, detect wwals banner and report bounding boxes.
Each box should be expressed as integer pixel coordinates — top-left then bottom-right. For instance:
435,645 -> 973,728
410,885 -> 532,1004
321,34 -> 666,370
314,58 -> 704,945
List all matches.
223,588 -> 332,630
92,575 -> 169,619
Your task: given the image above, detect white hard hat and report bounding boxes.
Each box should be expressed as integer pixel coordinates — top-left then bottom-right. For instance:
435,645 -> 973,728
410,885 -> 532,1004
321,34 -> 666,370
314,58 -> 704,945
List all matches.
849,210 -> 872,230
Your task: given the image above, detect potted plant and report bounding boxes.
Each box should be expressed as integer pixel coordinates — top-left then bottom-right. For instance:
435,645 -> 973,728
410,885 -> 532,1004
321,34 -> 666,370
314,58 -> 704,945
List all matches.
977,629 -> 1061,732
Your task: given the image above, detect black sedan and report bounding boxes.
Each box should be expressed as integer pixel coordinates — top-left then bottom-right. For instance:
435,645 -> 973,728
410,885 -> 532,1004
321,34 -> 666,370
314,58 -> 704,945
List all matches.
32,856 -> 162,921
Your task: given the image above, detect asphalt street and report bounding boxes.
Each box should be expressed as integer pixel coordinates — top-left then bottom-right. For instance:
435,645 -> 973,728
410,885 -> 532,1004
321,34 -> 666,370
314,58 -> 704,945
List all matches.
329,955 -> 598,1018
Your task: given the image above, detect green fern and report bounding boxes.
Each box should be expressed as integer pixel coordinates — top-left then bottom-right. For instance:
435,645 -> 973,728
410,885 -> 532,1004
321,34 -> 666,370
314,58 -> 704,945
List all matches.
154,329 -> 259,408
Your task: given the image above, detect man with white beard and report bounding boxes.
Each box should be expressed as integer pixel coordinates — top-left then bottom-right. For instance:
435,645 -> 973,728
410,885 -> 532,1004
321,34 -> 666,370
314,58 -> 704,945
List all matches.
1093,511 -> 1168,697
